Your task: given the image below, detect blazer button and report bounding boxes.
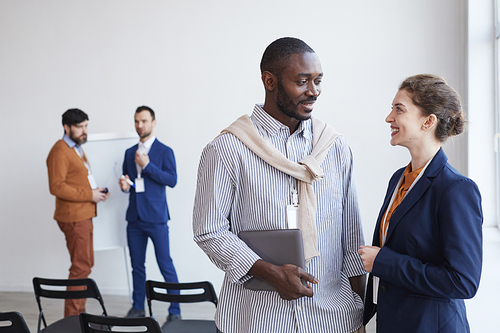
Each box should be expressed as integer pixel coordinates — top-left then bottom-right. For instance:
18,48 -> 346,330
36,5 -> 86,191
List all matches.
380,285 -> 387,292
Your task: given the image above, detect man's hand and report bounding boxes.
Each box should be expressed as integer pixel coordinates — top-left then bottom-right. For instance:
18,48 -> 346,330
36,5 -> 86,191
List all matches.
358,246 -> 381,273
249,260 -> 318,301
119,175 -> 131,191
92,188 -> 110,203
135,150 -> 149,168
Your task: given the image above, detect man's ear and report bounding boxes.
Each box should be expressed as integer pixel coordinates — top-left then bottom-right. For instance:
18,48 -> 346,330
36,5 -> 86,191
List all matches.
63,124 -> 70,136
261,71 -> 278,92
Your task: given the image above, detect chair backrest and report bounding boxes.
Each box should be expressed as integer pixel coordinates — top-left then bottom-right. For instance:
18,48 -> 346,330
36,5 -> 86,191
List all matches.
0,312 -> 31,333
146,280 -> 218,317
79,313 -> 162,333
32,277 -> 108,329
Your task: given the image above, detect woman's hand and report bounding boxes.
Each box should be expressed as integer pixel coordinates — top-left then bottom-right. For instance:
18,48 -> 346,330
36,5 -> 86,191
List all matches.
358,246 -> 381,273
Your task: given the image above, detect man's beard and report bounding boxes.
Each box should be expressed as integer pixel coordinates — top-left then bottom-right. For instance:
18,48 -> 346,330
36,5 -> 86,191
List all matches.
139,130 -> 152,139
69,129 -> 87,145
276,79 -> 316,121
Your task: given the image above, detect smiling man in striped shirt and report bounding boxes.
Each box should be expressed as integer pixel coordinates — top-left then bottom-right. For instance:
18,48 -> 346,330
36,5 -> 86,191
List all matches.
193,37 -> 366,333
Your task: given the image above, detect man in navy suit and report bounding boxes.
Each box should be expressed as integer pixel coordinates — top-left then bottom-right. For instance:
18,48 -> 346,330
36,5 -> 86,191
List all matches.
119,106 -> 180,321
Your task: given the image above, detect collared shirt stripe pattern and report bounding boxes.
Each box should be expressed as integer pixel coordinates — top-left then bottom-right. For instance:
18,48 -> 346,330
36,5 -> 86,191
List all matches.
193,104 -> 365,333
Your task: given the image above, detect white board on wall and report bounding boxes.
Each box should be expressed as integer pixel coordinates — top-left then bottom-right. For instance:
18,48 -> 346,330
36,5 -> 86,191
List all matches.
85,132 -> 138,251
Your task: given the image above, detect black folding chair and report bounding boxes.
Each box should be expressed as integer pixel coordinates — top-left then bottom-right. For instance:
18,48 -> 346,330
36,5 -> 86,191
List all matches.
32,277 -> 107,333
0,311 -> 31,333
146,280 -> 220,333
79,313 -> 162,333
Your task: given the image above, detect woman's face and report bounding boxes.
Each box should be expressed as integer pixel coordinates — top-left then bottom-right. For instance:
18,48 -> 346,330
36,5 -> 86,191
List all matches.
386,89 -> 428,149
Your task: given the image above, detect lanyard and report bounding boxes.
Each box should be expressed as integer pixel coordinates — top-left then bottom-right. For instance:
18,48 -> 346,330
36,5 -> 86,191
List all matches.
289,177 -> 299,206
73,147 -> 91,175
136,142 -> 148,177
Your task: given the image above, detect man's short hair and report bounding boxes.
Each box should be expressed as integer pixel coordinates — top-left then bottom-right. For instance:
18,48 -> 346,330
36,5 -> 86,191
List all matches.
62,108 -> 89,127
136,105 -> 155,120
260,37 -> 315,76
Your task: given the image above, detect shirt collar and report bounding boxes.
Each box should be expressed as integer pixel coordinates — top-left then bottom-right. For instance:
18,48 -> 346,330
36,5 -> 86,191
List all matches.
63,133 -> 84,156
63,133 -> 77,148
252,104 -> 312,140
139,136 -> 156,149
401,162 -> 425,191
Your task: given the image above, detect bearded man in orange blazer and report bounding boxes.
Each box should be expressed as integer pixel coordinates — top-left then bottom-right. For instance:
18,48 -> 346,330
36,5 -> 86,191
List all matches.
46,108 -> 109,317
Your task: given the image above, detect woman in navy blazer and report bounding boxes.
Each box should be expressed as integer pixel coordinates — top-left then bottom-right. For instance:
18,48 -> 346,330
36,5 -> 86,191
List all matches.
359,74 -> 483,332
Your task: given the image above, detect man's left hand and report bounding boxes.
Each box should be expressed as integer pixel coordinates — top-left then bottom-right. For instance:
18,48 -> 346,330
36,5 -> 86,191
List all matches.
249,260 -> 318,301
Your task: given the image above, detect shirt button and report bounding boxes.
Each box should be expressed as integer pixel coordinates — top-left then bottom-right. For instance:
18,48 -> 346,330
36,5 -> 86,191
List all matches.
380,285 -> 387,292
297,305 -> 302,311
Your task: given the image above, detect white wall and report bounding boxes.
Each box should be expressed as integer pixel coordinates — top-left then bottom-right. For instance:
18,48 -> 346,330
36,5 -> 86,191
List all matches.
0,0 -> 477,297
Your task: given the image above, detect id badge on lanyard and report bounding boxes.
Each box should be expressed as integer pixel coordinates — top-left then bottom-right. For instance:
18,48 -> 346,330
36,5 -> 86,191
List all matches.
285,143 -> 306,229
135,175 -> 145,193
286,187 -> 300,229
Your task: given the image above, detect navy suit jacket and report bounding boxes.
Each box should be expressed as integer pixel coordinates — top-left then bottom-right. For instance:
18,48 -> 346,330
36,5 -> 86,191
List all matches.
123,139 -> 177,223
364,148 -> 483,333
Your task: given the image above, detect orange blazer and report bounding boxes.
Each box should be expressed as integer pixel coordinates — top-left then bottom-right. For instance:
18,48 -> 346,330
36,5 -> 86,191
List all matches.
46,140 -> 96,222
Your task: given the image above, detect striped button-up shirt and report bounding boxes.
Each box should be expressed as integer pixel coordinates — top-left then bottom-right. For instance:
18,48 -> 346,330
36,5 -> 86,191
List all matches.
193,105 -> 365,333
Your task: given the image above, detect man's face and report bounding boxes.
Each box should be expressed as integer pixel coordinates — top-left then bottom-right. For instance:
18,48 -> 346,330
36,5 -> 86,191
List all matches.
275,52 -> 323,121
135,110 -> 156,140
65,120 -> 88,145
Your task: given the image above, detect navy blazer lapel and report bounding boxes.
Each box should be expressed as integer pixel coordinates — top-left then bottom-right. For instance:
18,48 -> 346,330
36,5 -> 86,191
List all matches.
385,177 -> 432,241
385,148 -> 448,242
128,143 -> 139,179
148,138 -> 159,161
372,169 -> 404,246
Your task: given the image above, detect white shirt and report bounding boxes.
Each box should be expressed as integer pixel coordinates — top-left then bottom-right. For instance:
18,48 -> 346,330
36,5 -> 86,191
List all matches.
193,105 -> 365,333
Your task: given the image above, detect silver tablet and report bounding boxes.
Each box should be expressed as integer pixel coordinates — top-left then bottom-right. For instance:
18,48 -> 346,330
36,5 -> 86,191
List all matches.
239,229 -> 306,291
